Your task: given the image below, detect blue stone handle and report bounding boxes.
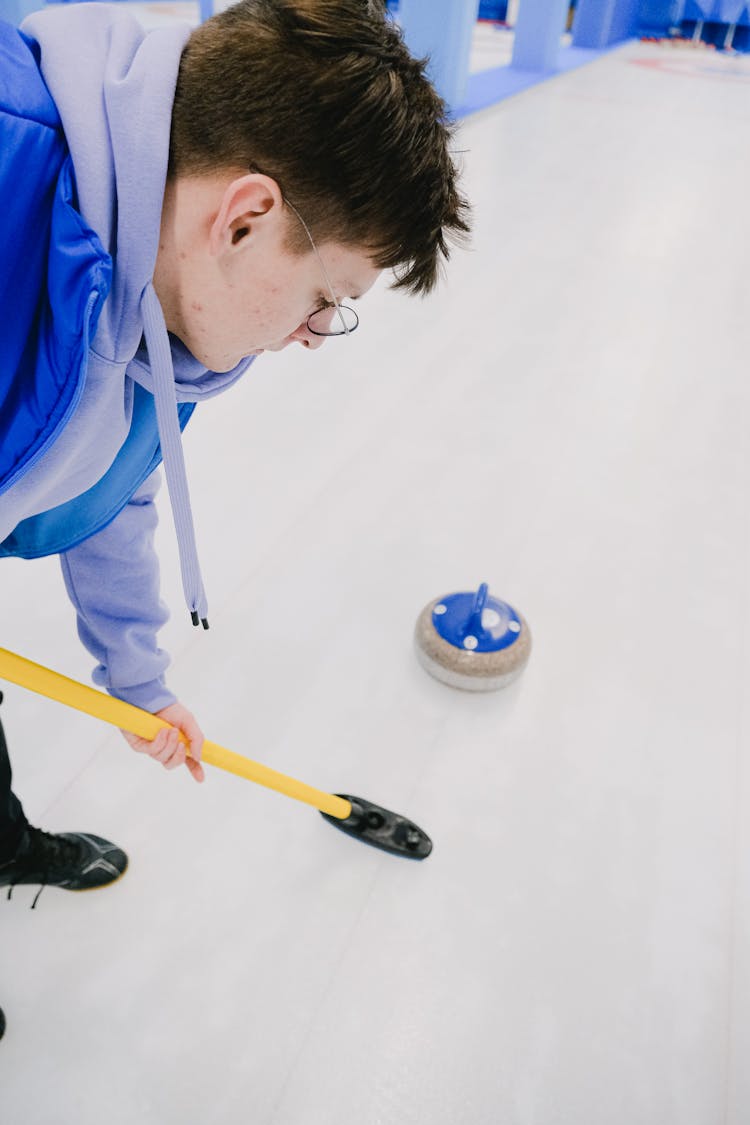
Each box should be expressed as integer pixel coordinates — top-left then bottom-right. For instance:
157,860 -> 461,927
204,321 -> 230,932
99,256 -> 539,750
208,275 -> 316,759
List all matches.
467,583 -> 489,636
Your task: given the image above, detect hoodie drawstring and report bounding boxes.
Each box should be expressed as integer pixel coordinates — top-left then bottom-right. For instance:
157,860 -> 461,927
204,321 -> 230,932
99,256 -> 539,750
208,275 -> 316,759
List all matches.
140,282 -> 209,629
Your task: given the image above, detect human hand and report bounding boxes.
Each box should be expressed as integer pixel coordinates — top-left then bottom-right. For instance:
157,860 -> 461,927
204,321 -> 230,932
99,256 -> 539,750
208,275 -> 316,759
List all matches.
121,701 -> 205,783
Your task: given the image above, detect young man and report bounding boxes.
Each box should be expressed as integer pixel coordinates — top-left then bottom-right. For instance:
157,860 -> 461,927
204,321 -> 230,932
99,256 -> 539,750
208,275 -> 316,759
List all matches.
0,0 -> 469,908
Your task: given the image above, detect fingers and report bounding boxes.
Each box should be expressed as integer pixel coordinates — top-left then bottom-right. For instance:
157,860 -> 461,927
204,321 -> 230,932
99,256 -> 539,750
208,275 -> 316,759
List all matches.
120,725 -> 189,771
149,726 -> 185,770
185,756 -> 206,784
120,703 -> 206,784
155,704 -> 205,764
177,711 -> 204,765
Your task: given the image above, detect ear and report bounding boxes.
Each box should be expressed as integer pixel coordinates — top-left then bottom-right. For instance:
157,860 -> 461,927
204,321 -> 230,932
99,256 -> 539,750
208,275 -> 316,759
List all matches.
208,173 -> 285,256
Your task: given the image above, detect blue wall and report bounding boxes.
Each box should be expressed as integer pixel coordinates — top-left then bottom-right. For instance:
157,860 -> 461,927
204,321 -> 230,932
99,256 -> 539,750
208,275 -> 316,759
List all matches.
478,1 -> 508,18
572,0 -> 640,47
639,0 -> 750,32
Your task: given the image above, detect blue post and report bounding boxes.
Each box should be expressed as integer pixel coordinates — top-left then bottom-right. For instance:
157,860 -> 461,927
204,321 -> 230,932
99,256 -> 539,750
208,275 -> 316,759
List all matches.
511,0 -> 571,70
0,0 -> 41,25
398,0 -> 480,110
572,0 -> 641,48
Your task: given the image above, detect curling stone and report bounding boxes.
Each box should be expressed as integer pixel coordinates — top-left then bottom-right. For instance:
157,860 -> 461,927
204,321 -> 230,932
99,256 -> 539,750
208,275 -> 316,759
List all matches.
414,583 -> 531,692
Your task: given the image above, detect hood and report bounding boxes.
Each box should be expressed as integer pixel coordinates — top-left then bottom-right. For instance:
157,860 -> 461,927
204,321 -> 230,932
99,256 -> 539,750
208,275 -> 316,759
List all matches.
22,3 -> 254,628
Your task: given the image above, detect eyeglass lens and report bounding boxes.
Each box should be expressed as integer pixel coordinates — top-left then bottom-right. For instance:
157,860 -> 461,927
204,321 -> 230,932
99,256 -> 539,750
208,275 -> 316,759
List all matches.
307,304 -> 359,337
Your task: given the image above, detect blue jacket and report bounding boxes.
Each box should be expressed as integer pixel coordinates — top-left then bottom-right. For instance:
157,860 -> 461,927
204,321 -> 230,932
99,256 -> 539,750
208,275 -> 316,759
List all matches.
0,22 -> 197,561
0,9 -> 252,709
0,21 -> 110,508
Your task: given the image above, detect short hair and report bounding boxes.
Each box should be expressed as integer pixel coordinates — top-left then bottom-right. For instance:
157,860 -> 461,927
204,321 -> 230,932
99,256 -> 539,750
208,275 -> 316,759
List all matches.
168,0 -> 470,294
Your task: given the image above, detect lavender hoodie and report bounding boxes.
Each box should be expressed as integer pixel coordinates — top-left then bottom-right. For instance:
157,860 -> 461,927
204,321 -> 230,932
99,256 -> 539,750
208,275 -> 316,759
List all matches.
1,4 -> 254,710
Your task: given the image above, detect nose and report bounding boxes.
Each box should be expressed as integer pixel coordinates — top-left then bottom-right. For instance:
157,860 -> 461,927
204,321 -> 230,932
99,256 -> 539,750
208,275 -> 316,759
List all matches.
289,322 -> 326,350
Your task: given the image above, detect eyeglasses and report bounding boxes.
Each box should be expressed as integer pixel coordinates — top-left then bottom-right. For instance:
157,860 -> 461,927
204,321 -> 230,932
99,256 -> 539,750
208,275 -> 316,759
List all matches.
283,197 -> 360,338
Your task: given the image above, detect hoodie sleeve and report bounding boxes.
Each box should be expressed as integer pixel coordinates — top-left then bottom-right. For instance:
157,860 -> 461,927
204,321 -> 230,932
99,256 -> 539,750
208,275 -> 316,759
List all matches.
59,469 -> 177,713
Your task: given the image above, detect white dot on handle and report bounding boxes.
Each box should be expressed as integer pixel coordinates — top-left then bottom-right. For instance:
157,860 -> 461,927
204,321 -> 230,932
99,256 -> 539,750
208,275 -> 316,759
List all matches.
463,635 -> 478,650
434,604 -> 447,615
509,621 -> 521,633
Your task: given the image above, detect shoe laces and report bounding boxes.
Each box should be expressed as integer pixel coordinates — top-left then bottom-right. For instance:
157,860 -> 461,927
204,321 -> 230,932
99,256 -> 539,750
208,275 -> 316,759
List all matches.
6,879 -> 46,909
6,828 -> 81,910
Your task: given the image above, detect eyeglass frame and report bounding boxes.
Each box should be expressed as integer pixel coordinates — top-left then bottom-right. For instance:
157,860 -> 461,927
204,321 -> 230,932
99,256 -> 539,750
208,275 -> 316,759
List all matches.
282,197 -> 360,338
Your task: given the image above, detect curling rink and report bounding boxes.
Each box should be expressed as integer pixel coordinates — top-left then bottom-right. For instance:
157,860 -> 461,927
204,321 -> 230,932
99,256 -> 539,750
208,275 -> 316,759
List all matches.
1,31 -> 750,1125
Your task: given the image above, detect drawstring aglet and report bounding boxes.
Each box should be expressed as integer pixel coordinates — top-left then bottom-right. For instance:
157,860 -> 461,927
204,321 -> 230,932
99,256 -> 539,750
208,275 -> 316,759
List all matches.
190,612 -> 210,630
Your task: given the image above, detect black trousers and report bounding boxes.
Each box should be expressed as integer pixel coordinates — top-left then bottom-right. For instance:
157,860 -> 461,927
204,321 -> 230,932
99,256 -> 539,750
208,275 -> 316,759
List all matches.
0,699 -> 29,862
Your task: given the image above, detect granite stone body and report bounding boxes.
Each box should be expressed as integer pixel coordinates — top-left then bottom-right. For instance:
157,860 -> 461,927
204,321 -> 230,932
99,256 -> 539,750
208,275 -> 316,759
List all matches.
414,596 -> 532,691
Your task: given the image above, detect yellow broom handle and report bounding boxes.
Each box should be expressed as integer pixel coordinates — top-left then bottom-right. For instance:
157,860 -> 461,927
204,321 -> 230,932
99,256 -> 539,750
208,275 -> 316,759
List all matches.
0,647 -> 352,821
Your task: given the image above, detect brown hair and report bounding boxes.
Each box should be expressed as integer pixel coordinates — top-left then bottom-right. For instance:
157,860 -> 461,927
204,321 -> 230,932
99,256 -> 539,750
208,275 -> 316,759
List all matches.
169,0 -> 470,294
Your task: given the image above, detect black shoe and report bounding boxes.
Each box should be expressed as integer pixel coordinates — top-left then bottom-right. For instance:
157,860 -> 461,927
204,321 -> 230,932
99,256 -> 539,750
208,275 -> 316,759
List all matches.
0,826 -> 128,908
